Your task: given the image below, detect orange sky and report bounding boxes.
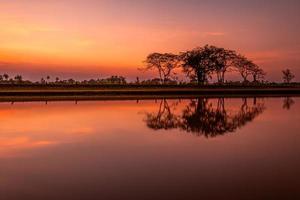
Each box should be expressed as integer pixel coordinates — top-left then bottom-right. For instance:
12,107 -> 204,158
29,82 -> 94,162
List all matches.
0,0 -> 299,81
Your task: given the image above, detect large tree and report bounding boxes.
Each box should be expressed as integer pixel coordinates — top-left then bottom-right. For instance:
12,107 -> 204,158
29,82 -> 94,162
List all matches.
143,53 -> 180,84
181,45 -> 220,85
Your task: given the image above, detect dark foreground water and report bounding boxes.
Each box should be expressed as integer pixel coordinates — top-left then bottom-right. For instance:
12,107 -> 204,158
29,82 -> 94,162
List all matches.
0,97 -> 299,200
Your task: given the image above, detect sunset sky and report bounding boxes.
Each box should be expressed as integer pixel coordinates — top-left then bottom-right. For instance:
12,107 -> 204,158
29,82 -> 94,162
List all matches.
0,0 -> 299,81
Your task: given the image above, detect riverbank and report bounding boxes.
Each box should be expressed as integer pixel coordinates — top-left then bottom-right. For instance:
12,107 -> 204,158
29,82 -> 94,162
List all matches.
0,85 -> 299,102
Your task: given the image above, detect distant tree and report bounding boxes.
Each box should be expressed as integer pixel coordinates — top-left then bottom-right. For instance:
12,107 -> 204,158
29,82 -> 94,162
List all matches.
143,53 -> 180,84
136,77 -> 140,84
46,76 -> 50,83
282,69 -> 295,83
0,75 -> 3,82
14,75 -> 23,83
103,76 -> 127,84
68,78 -> 75,84
3,74 -> 9,81
40,78 -> 46,84
55,77 -> 60,83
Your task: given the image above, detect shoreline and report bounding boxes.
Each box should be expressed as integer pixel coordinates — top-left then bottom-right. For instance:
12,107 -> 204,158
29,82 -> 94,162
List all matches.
0,86 -> 299,102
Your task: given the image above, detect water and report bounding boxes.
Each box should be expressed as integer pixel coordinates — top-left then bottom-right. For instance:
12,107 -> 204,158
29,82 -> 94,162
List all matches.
0,97 -> 299,200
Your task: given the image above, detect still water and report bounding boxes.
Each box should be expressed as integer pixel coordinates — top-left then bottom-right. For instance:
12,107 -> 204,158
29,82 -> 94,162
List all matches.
0,97 -> 299,200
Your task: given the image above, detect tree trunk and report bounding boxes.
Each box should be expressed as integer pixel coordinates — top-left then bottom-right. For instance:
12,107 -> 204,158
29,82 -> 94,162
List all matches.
197,71 -> 205,85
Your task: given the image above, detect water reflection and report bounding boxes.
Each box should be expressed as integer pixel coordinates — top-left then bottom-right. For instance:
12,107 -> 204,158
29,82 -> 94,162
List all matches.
0,97 -> 299,200
283,97 -> 295,110
144,98 -> 266,138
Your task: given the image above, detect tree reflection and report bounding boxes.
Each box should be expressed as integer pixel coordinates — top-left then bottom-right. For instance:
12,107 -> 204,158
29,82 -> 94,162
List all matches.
144,98 -> 266,138
282,97 -> 295,110
145,99 -> 181,130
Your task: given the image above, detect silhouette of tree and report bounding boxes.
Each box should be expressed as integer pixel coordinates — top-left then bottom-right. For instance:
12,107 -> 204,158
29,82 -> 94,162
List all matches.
136,77 -> 140,84
68,78 -> 75,84
105,76 -> 126,84
14,75 -> 23,83
212,47 -> 237,83
180,46 -> 216,85
233,55 -> 257,83
40,78 -> 46,84
282,69 -> 295,83
180,45 -> 238,85
143,53 -> 180,84
3,74 -> 9,81
251,66 -> 266,82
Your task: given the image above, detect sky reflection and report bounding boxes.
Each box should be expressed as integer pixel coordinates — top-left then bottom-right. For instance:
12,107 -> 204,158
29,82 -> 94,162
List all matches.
0,98 -> 299,199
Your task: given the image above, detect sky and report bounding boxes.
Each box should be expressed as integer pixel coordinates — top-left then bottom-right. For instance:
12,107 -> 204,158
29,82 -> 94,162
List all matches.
0,0 -> 299,81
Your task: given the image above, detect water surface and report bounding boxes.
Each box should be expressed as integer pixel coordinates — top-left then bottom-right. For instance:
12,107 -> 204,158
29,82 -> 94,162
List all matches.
0,97 -> 299,200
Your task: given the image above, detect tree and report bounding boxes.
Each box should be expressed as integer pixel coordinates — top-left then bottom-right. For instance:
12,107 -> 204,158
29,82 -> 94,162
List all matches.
180,45 -> 216,85
136,77 -> 140,84
212,47 -> 237,83
46,76 -> 50,83
282,69 -> 295,83
233,55 -> 257,82
68,78 -> 75,84
40,78 -> 46,84
55,77 -> 60,83
143,53 -> 180,84
3,74 -> 9,81
14,75 -> 23,83
251,66 -> 266,82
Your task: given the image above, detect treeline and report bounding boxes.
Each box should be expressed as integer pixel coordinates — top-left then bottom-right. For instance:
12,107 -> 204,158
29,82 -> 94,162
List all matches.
0,45 -> 297,86
143,45 -> 266,85
142,45 -> 297,85
0,74 -> 127,85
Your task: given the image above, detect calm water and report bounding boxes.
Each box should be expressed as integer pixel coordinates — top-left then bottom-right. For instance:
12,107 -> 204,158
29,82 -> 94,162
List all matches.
0,97 -> 299,200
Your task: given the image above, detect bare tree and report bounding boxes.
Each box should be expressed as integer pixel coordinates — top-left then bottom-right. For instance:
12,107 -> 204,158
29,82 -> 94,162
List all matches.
142,53 -> 180,84
212,47 -> 237,83
233,55 -> 257,82
282,69 -> 295,83
251,66 -> 266,82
